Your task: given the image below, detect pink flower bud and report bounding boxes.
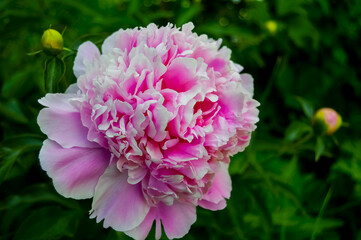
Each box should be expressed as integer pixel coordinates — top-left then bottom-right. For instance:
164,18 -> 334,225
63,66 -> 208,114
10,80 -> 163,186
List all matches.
313,108 -> 342,135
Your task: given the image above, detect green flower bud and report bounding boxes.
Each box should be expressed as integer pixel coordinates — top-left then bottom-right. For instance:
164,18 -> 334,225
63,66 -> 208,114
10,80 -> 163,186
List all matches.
313,108 -> 342,135
41,29 -> 63,55
265,20 -> 277,35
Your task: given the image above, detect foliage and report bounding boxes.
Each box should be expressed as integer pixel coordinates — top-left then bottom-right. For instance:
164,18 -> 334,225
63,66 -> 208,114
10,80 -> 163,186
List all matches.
1,0 -> 361,239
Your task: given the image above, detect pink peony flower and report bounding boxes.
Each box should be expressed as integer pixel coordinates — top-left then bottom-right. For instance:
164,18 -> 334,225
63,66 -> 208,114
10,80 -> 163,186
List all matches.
37,23 -> 259,239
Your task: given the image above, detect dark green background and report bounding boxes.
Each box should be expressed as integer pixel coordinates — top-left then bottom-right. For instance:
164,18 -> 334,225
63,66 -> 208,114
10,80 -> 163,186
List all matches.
1,0 -> 361,239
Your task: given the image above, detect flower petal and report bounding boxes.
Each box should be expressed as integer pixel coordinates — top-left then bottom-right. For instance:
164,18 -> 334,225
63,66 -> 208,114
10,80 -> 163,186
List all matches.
38,93 -> 81,112
39,139 -> 110,199
240,73 -> 254,96
90,166 -> 150,231
199,162 -> 232,210
37,108 -> 98,148
73,41 -> 100,78
125,208 -> 156,240
158,201 -> 196,239
198,198 -> 226,211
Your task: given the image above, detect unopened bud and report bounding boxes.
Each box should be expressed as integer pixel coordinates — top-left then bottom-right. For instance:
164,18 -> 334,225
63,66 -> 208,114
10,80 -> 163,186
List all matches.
41,29 -> 63,55
265,20 -> 277,35
313,108 -> 342,135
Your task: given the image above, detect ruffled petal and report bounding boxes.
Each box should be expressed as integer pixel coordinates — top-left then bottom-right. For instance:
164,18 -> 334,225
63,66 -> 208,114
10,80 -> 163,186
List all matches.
199,162 -> 232,210
102,29 -> 138,54
73,41 -> 100,78
39,139 -> 110,199
90,166 -> 150,231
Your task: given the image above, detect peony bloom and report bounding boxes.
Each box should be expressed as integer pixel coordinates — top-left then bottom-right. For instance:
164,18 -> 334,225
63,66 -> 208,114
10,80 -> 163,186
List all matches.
38,23 -> 259,239
313,108 -> 342,135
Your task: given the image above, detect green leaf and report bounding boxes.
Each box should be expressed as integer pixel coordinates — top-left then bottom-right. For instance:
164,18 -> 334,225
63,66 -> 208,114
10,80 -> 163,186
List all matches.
229,153 -> 249,176
332,157 -> 361,182
341,140 -> 361,160
0,99 -> 28,124
315,137 -> 325,161
0,201 -> 31,234
147,11 -> 174,22
0,183 -> 78,211
333,48 -> 348,64
51,0 -> 101,17
276,0 -> 305,16
245,187 -> 273,233
176,3 -> 202,26
13,206 -> 79,240
127,0 -> 141,16
288,16 -> 319,48
0,148 -> 21,186
271,179 -> 306,214
0,134 -> 43,185
247,151 -> 274,190
282,156 -> 298,182
273,215 -> 343,233
311,186 -> 334,240
284,121 -> 313,142
296,97 -> 314,119
44,57 -> 65,93
317,0 -> 330,15
1,134 -> 43,149
2,70 -> 32,98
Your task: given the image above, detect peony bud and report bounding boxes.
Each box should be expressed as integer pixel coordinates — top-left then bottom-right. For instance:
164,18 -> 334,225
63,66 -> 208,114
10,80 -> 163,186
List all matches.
313,108 -> 342,135
41,29 -> 63,55
265,20 -> 278,35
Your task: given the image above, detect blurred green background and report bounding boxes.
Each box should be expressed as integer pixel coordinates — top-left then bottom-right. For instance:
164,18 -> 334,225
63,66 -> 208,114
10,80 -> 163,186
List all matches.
1,0 -> 361,239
